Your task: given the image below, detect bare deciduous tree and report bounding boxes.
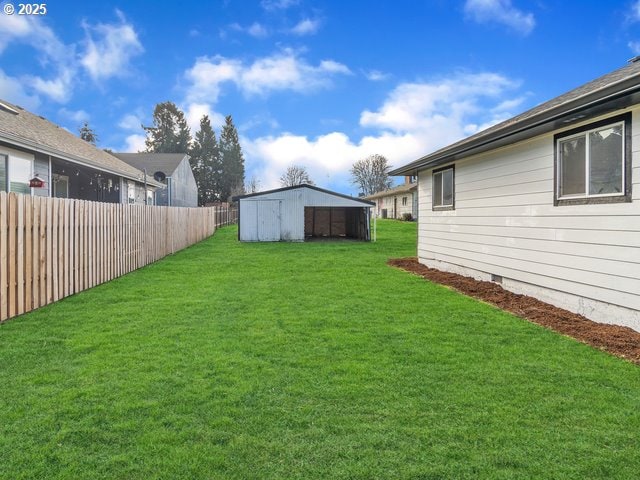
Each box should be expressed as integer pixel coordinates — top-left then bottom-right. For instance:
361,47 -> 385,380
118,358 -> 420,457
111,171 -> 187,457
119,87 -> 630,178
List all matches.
350,154 -> 393,195
245,176 -> 261,193
279,165 -> 314,187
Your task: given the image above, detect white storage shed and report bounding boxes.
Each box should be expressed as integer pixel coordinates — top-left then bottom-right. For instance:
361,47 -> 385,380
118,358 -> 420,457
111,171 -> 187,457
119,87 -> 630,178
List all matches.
234,184 -> 374,242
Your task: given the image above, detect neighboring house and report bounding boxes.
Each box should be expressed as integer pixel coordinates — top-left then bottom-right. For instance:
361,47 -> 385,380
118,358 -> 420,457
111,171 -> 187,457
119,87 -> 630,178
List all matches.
114,153 -> 198,207
0,99 -> 162,203
390,60 -> 640,331
234,184 -> 374,242
366,176 -> 418,219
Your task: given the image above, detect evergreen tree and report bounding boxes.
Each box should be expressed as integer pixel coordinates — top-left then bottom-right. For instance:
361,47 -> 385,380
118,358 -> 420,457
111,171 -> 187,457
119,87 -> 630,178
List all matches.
219,115 -> 245,202
190,115 -> 221,205
79,121 -> 98,145
143,101 -> 192,153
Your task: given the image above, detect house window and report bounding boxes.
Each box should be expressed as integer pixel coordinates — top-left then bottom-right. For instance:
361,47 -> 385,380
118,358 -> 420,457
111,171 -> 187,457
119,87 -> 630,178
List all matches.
146,189 -> 154,205
0,155 -> 6,192
0,154 -> 32,194
402,196 -> 407,206
555,113 -> 631,205
127,181 -> 136,204
432,166 -> 454,210
53,174 -> 69,198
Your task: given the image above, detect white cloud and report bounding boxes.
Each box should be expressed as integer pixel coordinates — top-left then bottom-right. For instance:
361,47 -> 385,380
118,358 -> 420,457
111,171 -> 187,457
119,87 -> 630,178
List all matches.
80,10 -> 144,81
360,72 -> 518,133
629,1 -> 640,23
261,0 -> 299,11
248,22 -> 269,38
184,49 -> 351,102
464,0 -> 535,35
122,133 -> 146,152
0,69 -> 40,110
0,13 -> 67,59
289,18 -> 321,36
243,72 -> 523,192
26,68 -> 75,102
118,112 -> 143,131
239,113 -> 280,133
59,107 -> 89,123
0,13 -> 75,103
183,102 -> 226,134
629,41 -> 640,55
364,70 -> 390,81
229,22 -> 270,38
185,56 -> 242,103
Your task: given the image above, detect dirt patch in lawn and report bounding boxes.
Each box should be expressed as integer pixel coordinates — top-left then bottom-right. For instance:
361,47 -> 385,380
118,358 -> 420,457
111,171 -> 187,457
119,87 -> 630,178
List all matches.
388,257 -> 640,365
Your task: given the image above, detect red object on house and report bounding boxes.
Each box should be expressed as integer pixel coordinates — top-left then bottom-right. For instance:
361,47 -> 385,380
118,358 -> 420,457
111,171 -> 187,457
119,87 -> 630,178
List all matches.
29,175 -> 45,188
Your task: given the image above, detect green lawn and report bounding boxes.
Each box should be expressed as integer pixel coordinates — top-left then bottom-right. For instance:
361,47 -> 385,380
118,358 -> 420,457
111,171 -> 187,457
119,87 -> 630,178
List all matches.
1,220 -> 639,479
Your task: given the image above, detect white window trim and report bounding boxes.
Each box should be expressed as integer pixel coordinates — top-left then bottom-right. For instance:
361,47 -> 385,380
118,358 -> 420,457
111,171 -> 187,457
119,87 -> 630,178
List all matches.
556,120 -> 625,200
432,167 -> 454,209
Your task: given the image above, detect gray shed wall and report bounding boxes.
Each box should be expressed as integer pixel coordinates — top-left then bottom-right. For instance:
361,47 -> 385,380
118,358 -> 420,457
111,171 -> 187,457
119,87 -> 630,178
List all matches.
239,186 -> 371,241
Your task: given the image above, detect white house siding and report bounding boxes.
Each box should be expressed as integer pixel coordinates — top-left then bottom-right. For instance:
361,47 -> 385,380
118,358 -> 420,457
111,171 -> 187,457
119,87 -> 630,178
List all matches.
372,191 -> 417,219
240,186 -> 370,241
417,107 -> 640,330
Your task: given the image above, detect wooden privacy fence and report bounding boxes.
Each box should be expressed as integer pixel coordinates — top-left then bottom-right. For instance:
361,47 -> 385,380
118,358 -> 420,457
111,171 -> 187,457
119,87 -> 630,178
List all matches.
0,192 -> 237,322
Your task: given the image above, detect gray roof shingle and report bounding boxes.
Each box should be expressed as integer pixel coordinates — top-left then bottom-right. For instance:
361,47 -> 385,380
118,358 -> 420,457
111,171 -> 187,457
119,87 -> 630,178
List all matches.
0,98 -> 158,184
365,182 -> 417,200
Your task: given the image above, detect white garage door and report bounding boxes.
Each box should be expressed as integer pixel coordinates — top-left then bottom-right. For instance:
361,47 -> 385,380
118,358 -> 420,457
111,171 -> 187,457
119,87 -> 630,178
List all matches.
257,200 -> 281,241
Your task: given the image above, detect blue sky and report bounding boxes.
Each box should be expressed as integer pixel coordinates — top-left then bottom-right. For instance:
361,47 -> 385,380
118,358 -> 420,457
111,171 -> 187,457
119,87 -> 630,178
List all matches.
1,0 -> 640,194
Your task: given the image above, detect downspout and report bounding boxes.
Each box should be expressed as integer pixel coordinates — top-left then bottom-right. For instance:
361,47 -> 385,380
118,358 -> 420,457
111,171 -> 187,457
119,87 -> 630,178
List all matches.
373,210 -> 377,242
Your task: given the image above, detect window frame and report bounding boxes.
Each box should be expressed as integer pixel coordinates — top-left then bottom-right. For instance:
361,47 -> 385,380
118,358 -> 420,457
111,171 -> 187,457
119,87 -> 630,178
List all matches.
0,153 -> 35,194
0,154 -> 7,192
432,165 -> 455,211
127,181 -> 136,204
52,173 -> 69,198
554,113 -> 632,206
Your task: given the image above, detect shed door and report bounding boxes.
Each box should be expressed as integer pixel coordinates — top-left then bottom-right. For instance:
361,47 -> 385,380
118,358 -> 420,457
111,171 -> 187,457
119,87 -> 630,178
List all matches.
257,200 -> 281,241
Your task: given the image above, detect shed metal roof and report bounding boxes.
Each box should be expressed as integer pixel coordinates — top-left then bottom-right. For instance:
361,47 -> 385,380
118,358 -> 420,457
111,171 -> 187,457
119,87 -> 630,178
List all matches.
234,183 -> 375,206
391,60 -> 640,175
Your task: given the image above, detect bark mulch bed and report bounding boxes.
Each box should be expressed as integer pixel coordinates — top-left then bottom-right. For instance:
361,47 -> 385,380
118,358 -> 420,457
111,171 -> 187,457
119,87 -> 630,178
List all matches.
388,257 -> 640,365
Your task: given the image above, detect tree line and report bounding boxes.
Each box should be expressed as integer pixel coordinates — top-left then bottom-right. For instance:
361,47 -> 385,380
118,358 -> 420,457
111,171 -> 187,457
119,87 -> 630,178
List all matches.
80,107 -> 396,201
79,102 -> 245,206
143,102 -> 245,205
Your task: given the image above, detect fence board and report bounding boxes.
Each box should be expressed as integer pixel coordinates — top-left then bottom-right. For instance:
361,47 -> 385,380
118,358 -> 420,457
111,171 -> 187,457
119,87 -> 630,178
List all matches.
16,194 -> 24,315
24,195 -> 32,312
0,193 -> 7,321
31,197 -> 39,310
8,193 -> 17,318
